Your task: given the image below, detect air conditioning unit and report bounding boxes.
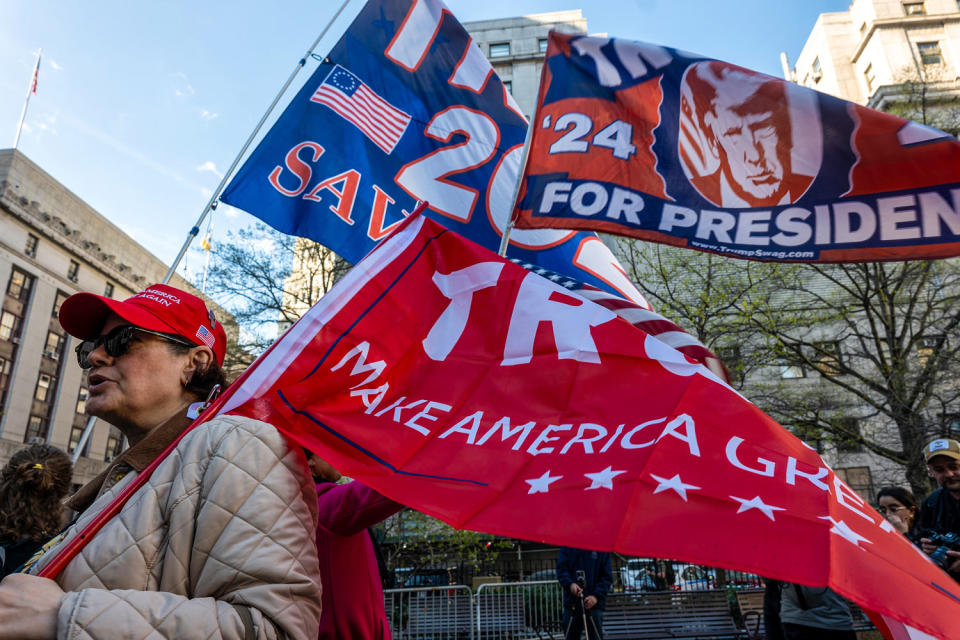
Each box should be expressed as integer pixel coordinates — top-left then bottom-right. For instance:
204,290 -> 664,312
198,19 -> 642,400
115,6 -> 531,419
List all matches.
42,351 -> 59,360
26,436 -> 46,445
812,71 -> 822,82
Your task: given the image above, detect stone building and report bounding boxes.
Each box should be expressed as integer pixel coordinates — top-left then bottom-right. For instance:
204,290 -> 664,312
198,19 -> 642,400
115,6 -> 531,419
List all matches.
787,0 -> 960,134
464,10 -> 590,118
0,148 -> 229,488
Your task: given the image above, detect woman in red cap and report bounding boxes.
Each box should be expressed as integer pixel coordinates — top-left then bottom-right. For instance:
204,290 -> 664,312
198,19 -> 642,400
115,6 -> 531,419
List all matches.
0,284 -> 321,639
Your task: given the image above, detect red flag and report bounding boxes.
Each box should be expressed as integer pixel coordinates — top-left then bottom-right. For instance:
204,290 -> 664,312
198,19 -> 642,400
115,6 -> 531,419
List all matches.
30,52 -> 40,94
200,212 -> 956,638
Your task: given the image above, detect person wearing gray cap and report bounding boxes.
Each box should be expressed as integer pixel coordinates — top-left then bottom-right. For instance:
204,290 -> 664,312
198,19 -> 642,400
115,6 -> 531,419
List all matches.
917,438 -> 960,579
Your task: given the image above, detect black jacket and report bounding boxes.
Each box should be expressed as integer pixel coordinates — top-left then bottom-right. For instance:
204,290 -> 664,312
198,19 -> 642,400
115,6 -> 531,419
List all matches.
556,547 -> 613,611
917,488 -> 960,537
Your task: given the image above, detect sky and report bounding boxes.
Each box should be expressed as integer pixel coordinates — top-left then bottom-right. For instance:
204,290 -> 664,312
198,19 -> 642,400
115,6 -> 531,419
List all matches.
0,0 -> 851,285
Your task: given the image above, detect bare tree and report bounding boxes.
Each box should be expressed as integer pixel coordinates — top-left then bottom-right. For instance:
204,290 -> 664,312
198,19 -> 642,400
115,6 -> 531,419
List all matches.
205,223 -> 351,365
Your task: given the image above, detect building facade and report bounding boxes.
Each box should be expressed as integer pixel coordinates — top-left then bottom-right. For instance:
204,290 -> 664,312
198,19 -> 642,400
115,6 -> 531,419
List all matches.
0,148 -> 225,488
788,0 -> 960,133
464,10 -> 589,118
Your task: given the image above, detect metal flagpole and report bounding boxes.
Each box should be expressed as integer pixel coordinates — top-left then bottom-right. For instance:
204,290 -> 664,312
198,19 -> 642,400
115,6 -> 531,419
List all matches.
13,48 -> 41,149
161,0 -> 354,284
497,110 -> 537,257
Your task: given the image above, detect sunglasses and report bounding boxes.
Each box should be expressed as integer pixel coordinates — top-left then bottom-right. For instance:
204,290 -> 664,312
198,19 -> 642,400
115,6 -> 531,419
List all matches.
75,325 -> 194,370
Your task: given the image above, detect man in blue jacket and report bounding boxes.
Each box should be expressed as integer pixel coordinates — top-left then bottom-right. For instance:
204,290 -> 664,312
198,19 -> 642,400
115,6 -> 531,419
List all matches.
557,546 -> 612,639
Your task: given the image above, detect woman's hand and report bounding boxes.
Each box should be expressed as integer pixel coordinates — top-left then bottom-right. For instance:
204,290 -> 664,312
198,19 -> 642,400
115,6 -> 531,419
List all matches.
0,574 -> 63,639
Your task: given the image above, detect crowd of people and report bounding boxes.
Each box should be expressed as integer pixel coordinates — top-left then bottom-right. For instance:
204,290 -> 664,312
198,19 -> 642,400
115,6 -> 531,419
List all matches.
0,281 -> 957,639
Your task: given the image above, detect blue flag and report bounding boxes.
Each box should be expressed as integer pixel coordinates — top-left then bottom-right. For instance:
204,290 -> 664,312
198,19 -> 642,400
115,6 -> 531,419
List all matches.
220,0 -> 648,305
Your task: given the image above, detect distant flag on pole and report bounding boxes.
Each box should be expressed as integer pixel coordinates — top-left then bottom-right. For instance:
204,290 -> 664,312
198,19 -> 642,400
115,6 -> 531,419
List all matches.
30,52 -> 40,94
312,65 -> 412,154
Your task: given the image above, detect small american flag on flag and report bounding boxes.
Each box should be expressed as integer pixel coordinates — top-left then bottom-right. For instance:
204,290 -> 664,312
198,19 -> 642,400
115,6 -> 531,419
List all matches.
508,259 -> 730,383
195,325 -> 216,349
311,65 -> 411,154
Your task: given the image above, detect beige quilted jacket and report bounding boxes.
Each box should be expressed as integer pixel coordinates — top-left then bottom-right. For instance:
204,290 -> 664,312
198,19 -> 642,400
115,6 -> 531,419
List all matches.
29,414 -> 322,640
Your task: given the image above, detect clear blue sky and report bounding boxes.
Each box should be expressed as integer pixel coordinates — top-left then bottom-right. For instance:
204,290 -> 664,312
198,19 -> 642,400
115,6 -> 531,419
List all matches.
0,0 -> 849,283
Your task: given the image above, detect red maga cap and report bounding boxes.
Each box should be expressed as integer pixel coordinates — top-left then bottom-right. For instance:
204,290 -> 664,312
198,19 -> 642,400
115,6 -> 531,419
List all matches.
58,284 -> 226,366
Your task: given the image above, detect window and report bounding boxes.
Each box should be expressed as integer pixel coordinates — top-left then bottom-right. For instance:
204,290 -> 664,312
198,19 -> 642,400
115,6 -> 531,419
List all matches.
68,424 -> 89,455
859,22 -> 867,36
0,357 -> 11,405
76,387 -> 88,415
25,234 -> 38,258
812,57 -> 822,82
942,413 -> 960,438
918,42 -> 942,65
7,267 -> 33,301
835,466 -> 874,503
903,2 -> 926,15
780,364 -> 805,379
503,80 -> 512,94
811,341 -> 842,376
538,38 -> 549,54
917,335 -> 944,367
43,331 -> 64,360
489,42 -> 510,58
716,345 -> 743,386
832,417 -> 862,453
53,290 -> 69,317
34,373 -> 54,402
104,282 -> 114,298
791,425 -> 824,454
105,426 -> 125,461
0,311 -> 20,341
67,260 -> 79,282
864,63 -> 875,93
24,415 -> 48,443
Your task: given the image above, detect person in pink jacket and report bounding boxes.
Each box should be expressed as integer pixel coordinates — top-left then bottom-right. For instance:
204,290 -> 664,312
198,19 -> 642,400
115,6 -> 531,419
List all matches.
306,452 -> 404,640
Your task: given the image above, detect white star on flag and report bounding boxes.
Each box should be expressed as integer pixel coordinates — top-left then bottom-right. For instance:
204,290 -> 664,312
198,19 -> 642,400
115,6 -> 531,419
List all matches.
526,470 -> 563,494
820,516 -> 873,548
730,495 -> 785,521
650,473 -> 700,502
584,466 -> 626,490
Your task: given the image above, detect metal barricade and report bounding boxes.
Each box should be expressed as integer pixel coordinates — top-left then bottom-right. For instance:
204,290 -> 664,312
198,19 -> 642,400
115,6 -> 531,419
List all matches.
385,585 -> 475,639
475,580 -> 563,639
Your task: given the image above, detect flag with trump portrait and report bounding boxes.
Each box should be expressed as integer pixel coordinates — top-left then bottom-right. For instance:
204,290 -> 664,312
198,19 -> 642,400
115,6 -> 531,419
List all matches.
513,32 -> 960,263
201,212 -> 953,638
219,0 -> 648,307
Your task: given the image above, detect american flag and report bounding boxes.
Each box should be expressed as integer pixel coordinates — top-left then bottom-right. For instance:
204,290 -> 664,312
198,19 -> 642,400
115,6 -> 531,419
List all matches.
508,259 -> 730,383
30,52 -> 41,95
311,65 -> 411,154
195,324 -> 216,349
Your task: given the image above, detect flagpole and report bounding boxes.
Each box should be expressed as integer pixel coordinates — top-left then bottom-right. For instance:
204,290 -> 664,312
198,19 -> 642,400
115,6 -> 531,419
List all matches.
497,110 -> 536,257
13,48 -> 41,149
162,0 -> 353,284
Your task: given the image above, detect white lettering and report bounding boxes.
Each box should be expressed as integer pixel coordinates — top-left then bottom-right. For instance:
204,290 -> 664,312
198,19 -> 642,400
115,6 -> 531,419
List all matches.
657,414 -> 700,457
607,187 -> 643,225
570,183 -> 609,216
405,401 -> 451,435
330,341 -> 386,389
833,201 -> 876,243
786,457 -> 830,491
439,410 -> 484,442
423,263 -> 504,361
620,418 -> 666,449
539,182 -> 573,213
527,424 -> 573,456
877,195 -> 920,241
560,423 -> 608,454
772,208 -> 812,246
833,474 -> 875,523
659,204 -> 698,232
695,210 -> 736,243
734,210 -> 771,246
476,417 -> 536,450
726,437 -> 775,477
919,189 -> 960,238
502,274 -> 616,366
